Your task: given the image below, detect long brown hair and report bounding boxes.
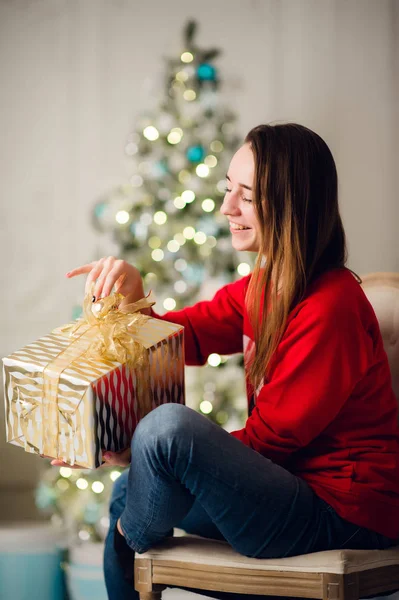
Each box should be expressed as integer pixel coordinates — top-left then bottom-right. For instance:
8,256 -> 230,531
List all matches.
245,123 -> 361,388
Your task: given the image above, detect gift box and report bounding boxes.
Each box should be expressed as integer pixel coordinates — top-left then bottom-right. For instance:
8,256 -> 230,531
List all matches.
2,292 -> 185,469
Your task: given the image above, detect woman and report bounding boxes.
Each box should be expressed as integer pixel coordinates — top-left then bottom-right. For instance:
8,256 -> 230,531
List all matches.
57,123 -> 399,598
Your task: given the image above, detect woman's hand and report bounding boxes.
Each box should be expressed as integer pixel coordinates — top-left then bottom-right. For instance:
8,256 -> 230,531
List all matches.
66,256 -> 149,312
102,448 -> 131,467
45,447 -> 131,469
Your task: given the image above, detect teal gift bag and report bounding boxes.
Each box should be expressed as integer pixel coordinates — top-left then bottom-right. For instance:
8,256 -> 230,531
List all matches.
0,523 -> 65,600
65,542 -> 107,600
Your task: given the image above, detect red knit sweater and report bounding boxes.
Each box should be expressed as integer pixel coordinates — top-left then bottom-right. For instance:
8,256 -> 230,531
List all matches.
152,267 -> 399,539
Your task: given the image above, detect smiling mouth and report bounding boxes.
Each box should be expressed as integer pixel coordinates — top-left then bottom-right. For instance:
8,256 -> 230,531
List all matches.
230,223 -> 251,231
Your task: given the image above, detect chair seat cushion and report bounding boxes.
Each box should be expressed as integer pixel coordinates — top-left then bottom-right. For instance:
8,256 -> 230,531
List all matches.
136,533 -> 399,575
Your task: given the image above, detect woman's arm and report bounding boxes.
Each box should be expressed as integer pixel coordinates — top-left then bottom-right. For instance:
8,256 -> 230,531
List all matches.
66,257 -> 249,367
151,276 -> 250,365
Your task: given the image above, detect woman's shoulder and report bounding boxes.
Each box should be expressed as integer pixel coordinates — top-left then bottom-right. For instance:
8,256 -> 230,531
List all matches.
306,267 -> 363,303
300,267 -> 377,328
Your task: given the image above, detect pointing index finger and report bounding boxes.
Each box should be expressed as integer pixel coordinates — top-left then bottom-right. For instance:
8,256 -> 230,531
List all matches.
66,263 -> 97,278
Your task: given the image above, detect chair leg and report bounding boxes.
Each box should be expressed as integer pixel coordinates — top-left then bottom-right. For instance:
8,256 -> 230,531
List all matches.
139,593 -> 162,600
135,558 -> 166,598
322,573 -> 359,600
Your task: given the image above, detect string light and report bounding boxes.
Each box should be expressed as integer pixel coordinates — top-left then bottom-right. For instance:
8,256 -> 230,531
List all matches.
115,210 -> 130,224
174,233 -> 186,245
151,249 -> 164,262
204,155 -> 218,167
144,272 -> 157,285
193,231 -> 207,245
174,258 -> 187,271
216,411 -> 229,425
173,196 -> 186,209
196,164 -> 210,178
76,478 -> 88,490
183,226 -> 195,239
163,298 -> 176,310
140,213 -> 153,226
181,52 -> 194,63
172,81 -> 184,92
174,280 -> 187,293
100,517 -> 110,528
167,128 -> 183,144
199,400 -> 213,414
92,481 -> 104,494
237,262 -> 251,276
143,126 -> 159,141
125,142 -> 138,156
175,70 -> 189,82
153,211 -> 167,225
183,90 -> 196,101
57,479 -> 69,491
130,175 -> 143,187
181,190 -> 195,203
59,467 -> 72,478
210,140 -> 224,152
148,236 -> 161,249
201,199 -> 215,212
217,179 -> 228,193
208,353 -> 221,367
178,170 -> 191,183
167,240 -> 180,252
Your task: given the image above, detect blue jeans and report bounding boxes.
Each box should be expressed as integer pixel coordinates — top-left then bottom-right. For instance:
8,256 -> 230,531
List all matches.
104,403 -> 396,599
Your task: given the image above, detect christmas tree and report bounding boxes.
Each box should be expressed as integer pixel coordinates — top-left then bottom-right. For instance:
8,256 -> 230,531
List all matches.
37,19 -> 251,543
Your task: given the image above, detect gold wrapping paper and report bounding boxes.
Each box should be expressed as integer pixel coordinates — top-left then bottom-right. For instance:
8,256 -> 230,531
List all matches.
2,291 -> 185,468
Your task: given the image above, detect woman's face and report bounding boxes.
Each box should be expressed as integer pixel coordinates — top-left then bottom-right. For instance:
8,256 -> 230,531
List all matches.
220,143 -> 260,253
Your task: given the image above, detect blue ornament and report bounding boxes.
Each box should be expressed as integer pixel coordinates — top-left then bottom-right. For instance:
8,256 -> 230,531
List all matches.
94,202 -> 107,219
186,265 -> 205,285
197,217 -> 218,236
72,305 -> 83,320
186,145 -> 205,163
153,160 -> 169,177
35,483 -> 56,510
84,502 -> 100,525
197,63 -> 217,81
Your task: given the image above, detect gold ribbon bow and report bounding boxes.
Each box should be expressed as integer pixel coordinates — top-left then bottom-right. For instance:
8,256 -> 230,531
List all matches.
66,287 -> 156,367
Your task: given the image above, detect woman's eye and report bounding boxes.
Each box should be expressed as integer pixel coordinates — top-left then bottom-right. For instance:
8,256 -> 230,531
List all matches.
224,186 -> 252,203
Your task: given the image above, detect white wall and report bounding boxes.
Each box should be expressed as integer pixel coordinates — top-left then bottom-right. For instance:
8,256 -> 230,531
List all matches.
0,0 -> 398,515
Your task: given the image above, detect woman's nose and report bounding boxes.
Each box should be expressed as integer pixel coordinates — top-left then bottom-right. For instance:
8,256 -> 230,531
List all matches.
220,194 -> 241,216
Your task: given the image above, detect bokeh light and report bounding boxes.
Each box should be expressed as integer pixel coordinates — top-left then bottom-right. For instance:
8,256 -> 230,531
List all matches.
143,126 -> 159,141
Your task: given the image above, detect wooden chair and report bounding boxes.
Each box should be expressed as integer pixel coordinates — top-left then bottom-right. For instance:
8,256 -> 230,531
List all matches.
134,272 -> 399,600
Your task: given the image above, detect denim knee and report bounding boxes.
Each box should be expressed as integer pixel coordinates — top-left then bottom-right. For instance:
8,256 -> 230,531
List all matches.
132,403 -> 192,450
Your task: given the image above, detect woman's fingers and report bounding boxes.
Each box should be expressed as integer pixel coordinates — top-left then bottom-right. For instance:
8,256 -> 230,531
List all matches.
101,262 -> 126,299
86,258 -> 106,296
93,256 -> 121,300
66,257 -> 140,302
93,256 -> 116,300
102,447 -> 131,467
66,263 -> 97,278
48,458 -> 86,469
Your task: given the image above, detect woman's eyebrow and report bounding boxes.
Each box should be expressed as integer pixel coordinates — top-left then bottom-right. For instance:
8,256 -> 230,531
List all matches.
226,174 -> 252,191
